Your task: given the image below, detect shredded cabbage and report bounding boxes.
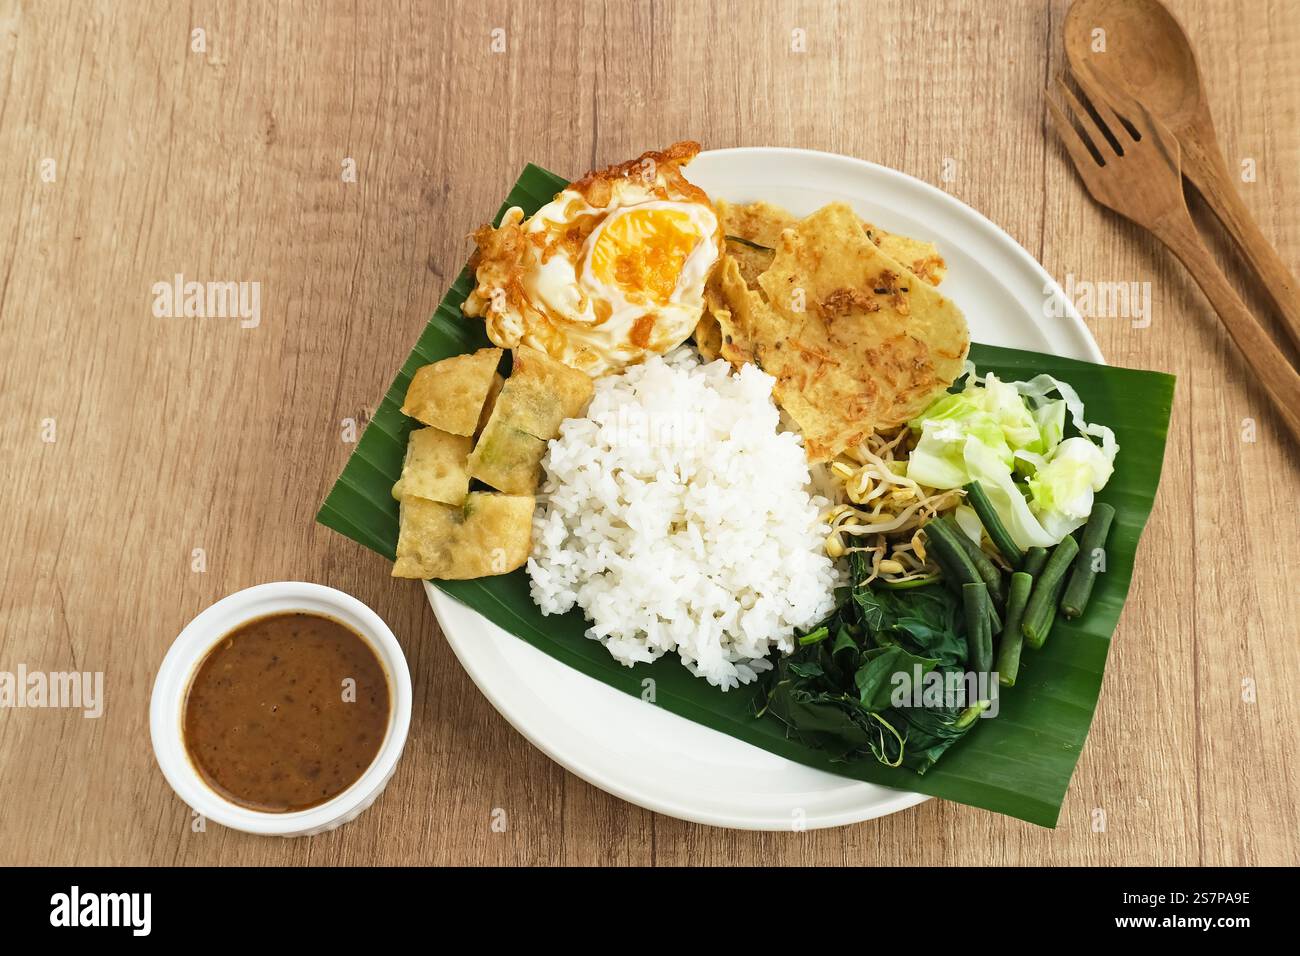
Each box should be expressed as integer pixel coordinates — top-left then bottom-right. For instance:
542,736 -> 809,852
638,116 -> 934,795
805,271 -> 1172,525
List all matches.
1007,373 -> 1119,462
1027,437 -> 1114,540
952,504 -> 984,545
906,367 -> 1119,546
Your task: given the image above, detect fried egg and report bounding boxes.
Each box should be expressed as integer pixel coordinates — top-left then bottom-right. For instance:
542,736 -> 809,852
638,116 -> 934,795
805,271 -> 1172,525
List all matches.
463,142 -> 722,375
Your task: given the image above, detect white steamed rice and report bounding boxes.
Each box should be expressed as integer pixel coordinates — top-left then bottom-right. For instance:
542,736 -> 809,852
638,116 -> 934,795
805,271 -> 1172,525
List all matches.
527,347 -> 840,690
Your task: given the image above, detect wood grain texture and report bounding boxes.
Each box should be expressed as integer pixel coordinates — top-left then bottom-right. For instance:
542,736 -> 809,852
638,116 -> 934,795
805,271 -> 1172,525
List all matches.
1,0 -> 1296,866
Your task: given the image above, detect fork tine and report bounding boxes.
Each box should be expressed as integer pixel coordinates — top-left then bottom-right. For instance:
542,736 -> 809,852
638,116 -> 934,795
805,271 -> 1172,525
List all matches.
1046,92 -> 1103,174
1055,75 -> 1118,160
1071,66 -> 1138,144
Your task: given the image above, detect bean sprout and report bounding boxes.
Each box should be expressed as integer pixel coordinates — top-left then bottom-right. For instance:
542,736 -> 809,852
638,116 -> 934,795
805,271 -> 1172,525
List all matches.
823,428 -> 963,585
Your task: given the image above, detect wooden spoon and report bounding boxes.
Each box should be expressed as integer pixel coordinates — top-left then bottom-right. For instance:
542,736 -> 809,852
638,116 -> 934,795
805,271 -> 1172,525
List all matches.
1046,73 -> 1300,444
1064,0 -> 1300,353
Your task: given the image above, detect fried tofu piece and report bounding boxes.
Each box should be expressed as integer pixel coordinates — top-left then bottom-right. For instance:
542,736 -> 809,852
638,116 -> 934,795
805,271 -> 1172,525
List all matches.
467,416 -> 548,495
493,346 -> 593,441
392,492 -> 534,580
464,346 -> 592,494
390,427 -> 472,506
475,373 -> 505,436
400,347 -> 503,436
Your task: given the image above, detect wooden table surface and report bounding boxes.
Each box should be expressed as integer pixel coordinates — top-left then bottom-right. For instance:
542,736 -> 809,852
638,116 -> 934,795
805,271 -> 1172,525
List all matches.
2,0 -> 1298,866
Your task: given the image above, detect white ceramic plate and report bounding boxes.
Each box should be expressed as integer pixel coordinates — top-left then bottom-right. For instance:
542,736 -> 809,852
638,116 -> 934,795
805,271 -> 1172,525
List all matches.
427,147 -> 1101,831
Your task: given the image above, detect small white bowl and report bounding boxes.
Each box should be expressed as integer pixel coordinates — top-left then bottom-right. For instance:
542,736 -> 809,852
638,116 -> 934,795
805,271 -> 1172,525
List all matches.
150,582 -> 412,837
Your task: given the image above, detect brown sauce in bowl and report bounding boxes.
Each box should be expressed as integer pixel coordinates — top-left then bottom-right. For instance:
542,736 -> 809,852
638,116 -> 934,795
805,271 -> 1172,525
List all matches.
183,612 -> 390,813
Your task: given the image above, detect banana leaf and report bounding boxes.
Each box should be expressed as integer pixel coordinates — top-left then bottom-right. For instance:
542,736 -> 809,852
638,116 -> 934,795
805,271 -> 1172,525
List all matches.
317,163 -> 1175,827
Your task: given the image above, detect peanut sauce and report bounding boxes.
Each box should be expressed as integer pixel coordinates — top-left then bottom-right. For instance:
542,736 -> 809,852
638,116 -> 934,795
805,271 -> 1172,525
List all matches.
183,612 -> 389,813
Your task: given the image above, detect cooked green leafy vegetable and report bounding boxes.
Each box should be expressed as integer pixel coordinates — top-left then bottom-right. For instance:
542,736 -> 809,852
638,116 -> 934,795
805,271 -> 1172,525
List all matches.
757,554 -> 991,774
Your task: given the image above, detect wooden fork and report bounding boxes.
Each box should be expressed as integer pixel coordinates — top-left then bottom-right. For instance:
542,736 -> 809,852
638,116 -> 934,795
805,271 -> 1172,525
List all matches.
1046,71 -> 1300,444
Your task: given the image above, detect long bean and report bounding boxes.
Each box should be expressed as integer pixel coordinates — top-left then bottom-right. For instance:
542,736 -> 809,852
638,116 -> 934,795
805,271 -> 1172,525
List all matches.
925,520 -> 1001,632
1022,546 -> 1048,578
923,519 -> 984,590
963,480 -> 1023,568
942,516 -> 1006,605
1061,504 -> 1116,619
955,699 -> 991,729
996,571 -> 1033,686
1022,535 -> 1078,649
963,582 -> 993,674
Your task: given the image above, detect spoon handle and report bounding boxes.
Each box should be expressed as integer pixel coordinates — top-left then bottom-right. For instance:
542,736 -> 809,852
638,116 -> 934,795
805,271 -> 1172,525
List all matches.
1153,209 -> 1300,445
1179,122 -> 1300,355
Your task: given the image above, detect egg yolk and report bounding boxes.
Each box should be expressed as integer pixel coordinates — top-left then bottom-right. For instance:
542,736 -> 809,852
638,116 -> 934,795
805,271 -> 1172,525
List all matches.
587,207 -> 702,305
